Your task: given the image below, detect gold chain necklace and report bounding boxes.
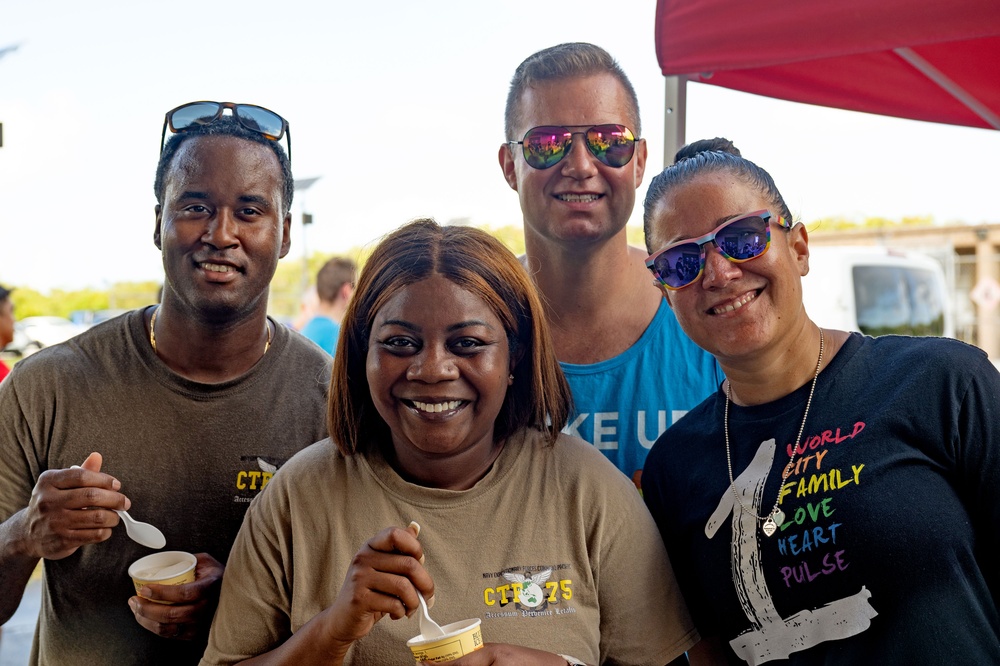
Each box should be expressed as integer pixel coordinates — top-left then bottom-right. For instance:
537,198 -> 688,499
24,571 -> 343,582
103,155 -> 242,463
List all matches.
149,306 -> 272,356
724,329 -> 824,537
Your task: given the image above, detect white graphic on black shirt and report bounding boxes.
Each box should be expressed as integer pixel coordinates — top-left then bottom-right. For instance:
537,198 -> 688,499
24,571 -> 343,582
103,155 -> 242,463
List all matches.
706,438 -> 877,665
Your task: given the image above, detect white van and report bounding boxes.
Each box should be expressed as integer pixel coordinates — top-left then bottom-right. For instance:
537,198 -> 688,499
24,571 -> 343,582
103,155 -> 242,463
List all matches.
802,246 -> 954,338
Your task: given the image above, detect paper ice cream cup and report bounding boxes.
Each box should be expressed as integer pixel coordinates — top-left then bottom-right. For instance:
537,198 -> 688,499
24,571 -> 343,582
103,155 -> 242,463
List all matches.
406,618 -> 483,663
128,551 -> 197,604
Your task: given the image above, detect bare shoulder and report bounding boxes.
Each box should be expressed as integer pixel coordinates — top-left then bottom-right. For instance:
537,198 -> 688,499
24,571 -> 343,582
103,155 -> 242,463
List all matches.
627,243 -> 650,262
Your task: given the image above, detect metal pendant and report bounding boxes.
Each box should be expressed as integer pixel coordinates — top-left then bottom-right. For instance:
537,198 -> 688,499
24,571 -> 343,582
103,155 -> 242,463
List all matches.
772,508 -> 785,527
762,516 -> 778,537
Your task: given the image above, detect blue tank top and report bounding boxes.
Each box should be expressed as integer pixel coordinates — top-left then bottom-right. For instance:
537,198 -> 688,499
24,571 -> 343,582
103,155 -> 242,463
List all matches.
559,298 -> 723,487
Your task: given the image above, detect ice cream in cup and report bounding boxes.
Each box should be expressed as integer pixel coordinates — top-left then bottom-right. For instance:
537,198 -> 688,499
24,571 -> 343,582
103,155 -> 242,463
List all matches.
406,617 -> 484,663
128,551 -> 197,604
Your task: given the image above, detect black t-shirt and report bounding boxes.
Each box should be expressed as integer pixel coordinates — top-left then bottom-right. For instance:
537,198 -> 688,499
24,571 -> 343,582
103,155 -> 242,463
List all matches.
644,333 -> 1000,664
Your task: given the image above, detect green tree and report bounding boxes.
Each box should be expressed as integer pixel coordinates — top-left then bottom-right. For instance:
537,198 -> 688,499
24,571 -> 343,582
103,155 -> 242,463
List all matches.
626,225 -> 646,249
270,245 -> 372,319
480,224 -> 527,256
810,215 -> 936,233
7,282 -> 159,320
107,281 -> 162,309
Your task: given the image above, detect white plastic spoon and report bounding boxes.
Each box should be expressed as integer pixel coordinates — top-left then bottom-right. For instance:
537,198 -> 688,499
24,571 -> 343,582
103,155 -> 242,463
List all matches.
407,520 -> 442,638
417,591 -> 444,639
116,510 -> 166,549
72,466 -> 165,549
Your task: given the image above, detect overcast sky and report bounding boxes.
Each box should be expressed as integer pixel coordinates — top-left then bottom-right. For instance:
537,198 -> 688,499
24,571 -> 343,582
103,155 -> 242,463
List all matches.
2,0 -> 997,292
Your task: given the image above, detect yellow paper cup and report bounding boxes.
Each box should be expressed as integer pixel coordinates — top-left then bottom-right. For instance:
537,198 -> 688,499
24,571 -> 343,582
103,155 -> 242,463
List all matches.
407,618 -> 483,663
128,551 -> 197,604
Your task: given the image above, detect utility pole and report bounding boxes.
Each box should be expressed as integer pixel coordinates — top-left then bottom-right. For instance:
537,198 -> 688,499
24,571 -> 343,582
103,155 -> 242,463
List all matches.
1,44 -> 22,149
293,177 -> 322,294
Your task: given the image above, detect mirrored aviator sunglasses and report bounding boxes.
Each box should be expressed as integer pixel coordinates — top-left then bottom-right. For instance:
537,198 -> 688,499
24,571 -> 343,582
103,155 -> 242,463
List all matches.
160,101 -> 291,162
511,124 -> 636,169
646,210 -> 791,290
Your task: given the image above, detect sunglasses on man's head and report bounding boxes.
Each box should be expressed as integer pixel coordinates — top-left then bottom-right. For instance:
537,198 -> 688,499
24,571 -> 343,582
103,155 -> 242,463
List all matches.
645,210 -> 792,290
509,124 -> 637,170
160,101 -> 291,162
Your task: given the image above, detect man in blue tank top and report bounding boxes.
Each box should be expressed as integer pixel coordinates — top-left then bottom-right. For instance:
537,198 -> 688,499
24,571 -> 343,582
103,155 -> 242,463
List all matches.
498,43 -> 722,488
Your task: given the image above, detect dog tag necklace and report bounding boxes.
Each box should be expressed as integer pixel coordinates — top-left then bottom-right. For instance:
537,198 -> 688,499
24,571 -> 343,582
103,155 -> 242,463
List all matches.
724,329 -> 824,537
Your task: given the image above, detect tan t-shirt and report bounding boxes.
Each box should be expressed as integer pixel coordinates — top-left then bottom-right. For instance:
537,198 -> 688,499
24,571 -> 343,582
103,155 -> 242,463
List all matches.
202,429 -> 697,665
0,310 -> 332,666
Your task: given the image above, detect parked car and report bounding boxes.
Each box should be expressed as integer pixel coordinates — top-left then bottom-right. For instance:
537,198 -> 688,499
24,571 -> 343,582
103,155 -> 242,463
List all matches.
70,308 -> 129,328
2,324 -> 43,356
802,246 -> 954,338
16,316 -> 89,349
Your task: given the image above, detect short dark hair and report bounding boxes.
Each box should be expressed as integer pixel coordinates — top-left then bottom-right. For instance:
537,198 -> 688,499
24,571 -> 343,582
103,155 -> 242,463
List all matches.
316,257 -> 357,303
328,219 -> 573,456
642,137 -> 793,252
153,115 -> 294,216
0,284 -> 11,303
504,42 -> 641,141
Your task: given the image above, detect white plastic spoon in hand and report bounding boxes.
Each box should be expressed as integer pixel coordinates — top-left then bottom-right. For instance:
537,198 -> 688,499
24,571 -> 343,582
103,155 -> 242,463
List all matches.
417,591 -> 444,639
71,465 -> 165,549
116,510 -> 166,549
407,520 -> 442,637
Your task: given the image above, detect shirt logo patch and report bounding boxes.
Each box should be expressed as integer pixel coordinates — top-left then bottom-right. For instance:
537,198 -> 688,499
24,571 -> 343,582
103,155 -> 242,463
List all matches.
232,456 -> 283,503
502,569 -> 551,608
481,565 -> 576,619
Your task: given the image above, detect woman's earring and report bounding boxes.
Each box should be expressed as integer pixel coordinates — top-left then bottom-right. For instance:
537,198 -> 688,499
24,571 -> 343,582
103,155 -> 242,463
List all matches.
508,373 -> 514,385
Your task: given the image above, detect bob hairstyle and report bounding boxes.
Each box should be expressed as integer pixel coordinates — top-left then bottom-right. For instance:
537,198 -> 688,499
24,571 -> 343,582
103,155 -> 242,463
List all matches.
328,219 -> 573,456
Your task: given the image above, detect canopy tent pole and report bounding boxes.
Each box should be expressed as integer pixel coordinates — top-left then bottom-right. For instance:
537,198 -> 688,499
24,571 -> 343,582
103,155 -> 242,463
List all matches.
894,48 -> 1000,130
663,75 -> 688,168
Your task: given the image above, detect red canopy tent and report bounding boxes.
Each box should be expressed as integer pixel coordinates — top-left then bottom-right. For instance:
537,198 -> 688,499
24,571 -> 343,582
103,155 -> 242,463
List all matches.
654,0 -> 1000,162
